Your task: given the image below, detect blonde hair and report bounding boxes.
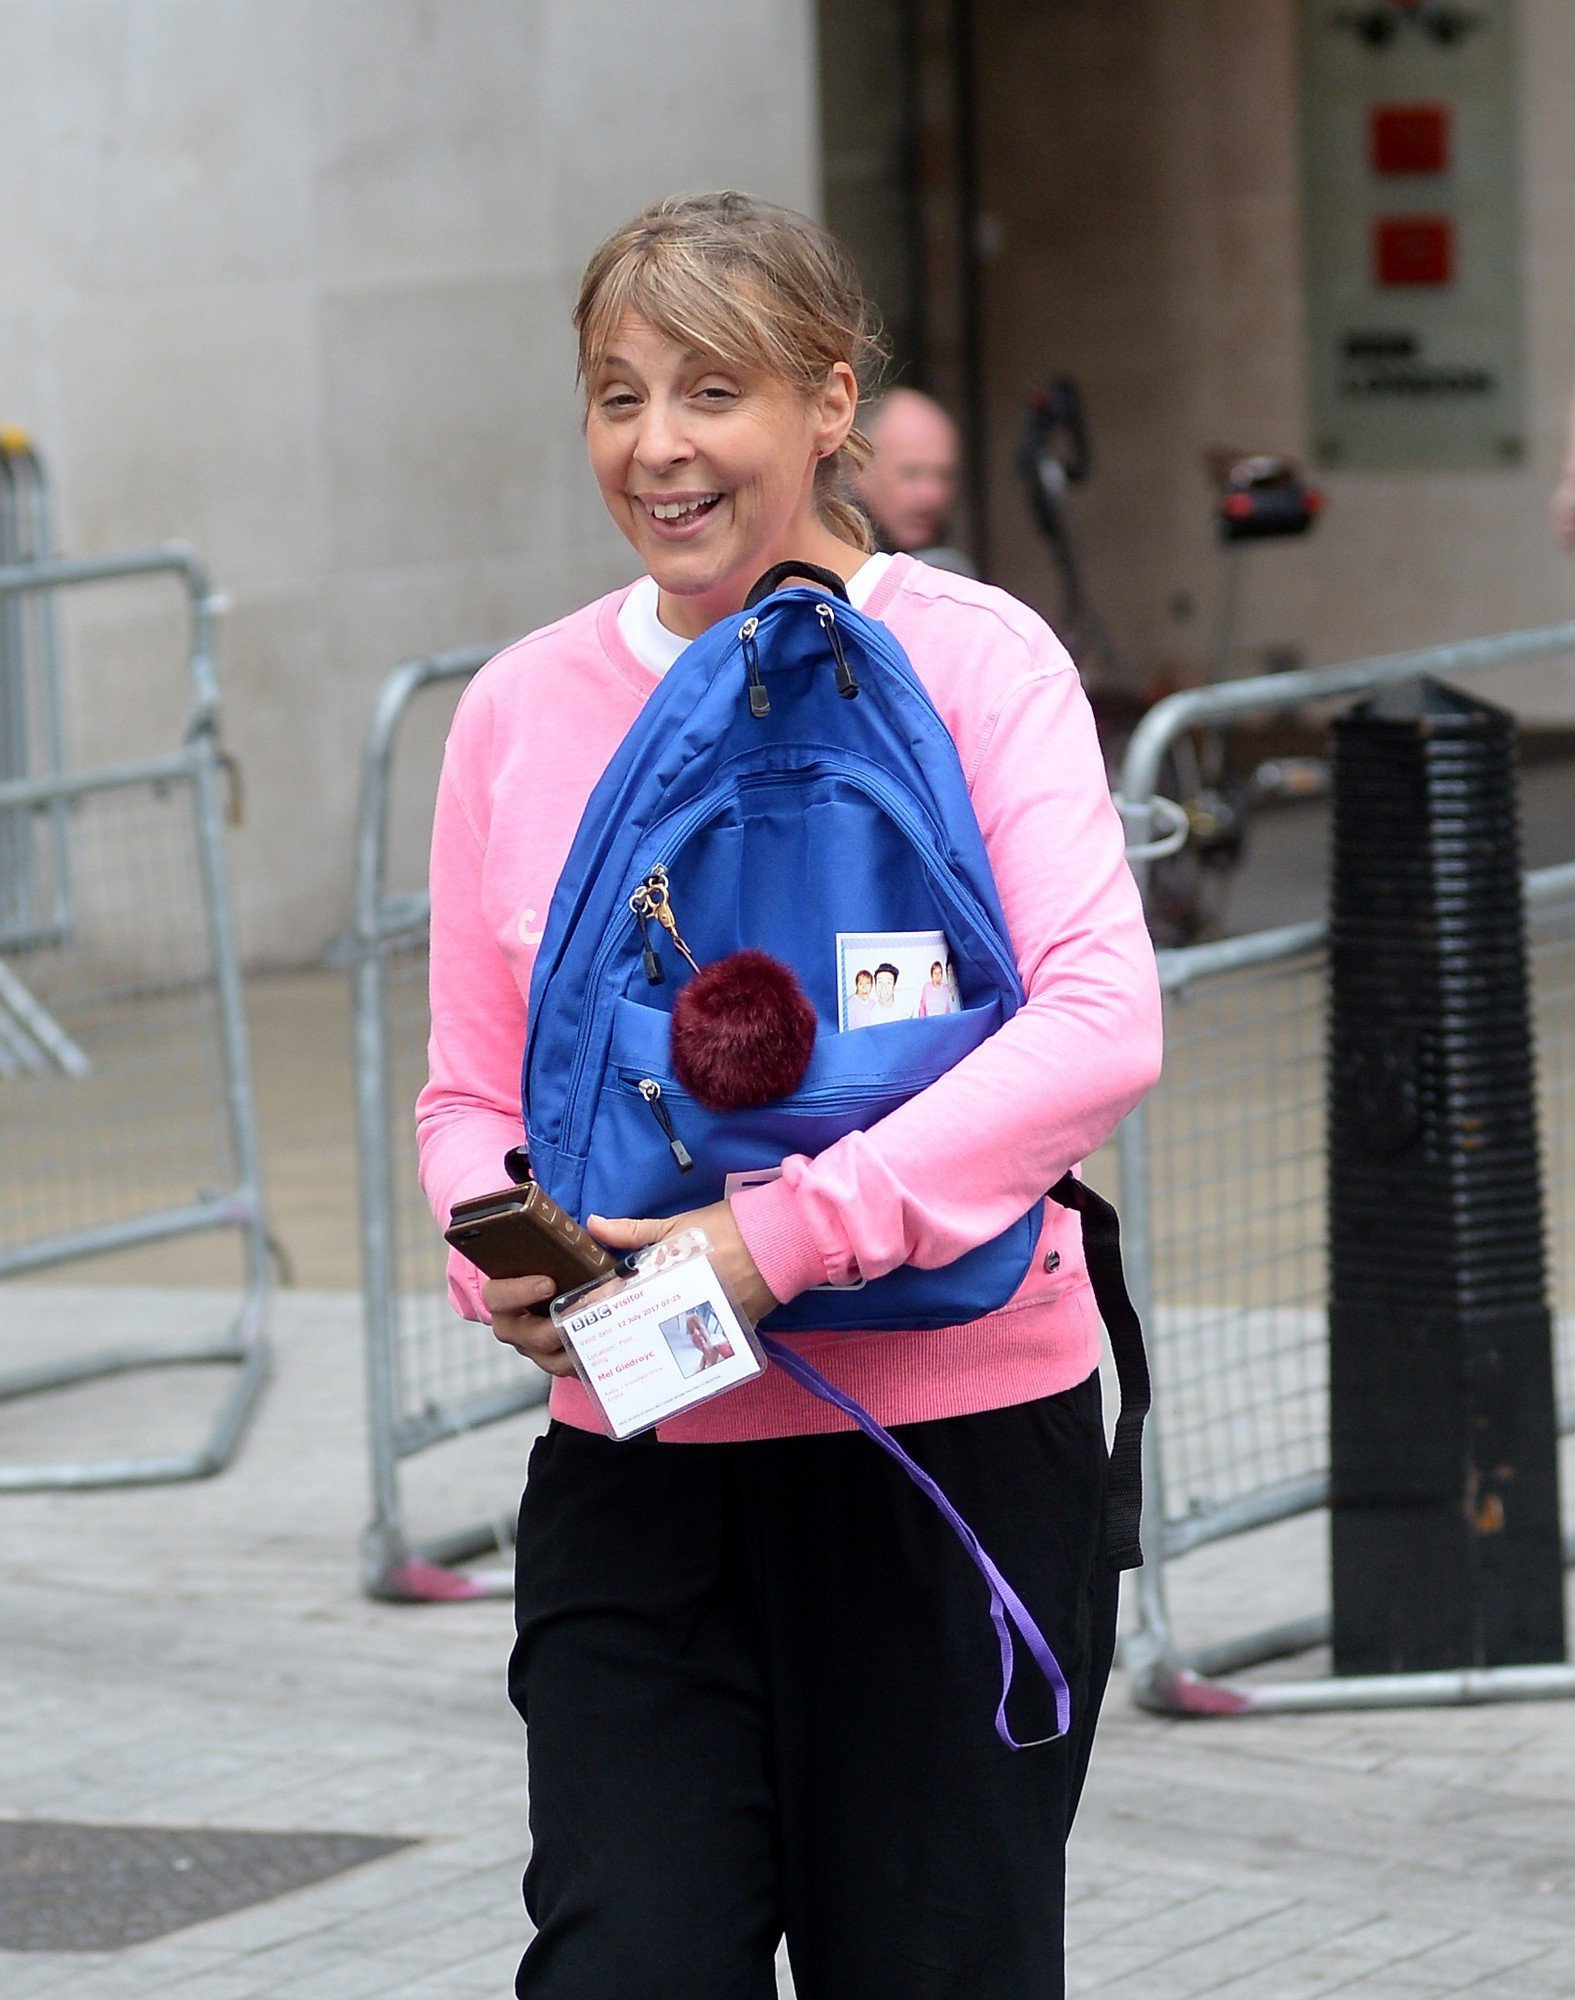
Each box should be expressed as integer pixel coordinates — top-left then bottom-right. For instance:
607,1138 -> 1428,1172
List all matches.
574,191 -> 887,553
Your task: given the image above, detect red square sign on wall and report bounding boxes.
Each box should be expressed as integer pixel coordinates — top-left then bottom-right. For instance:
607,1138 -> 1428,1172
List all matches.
1374,216 -> 1455,287
1370,103 -> 1451,176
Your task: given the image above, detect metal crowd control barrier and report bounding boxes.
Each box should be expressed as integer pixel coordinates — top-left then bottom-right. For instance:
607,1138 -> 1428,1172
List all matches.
354,648 -> 548,1602
0,432 -> 71,979
0,544 -> 270,1489
1116,620 -> 1575,1714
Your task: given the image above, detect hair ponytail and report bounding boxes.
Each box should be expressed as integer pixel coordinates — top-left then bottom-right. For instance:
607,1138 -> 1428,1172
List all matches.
817,423 -> 878,553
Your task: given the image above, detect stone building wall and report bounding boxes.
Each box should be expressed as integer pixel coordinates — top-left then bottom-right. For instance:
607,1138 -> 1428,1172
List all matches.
0,0 -> 819,962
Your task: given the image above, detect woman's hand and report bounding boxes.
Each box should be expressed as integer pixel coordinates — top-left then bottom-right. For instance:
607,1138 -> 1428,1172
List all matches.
483,1275 -> 579,1376
483,1199 -> 778,1377
590,1199 -> 780,1324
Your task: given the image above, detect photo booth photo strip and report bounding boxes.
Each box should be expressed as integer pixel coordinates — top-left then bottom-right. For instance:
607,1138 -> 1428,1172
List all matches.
836,929 -> 956,1032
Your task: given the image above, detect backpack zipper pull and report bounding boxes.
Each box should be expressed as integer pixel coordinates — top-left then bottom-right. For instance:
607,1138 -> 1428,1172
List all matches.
637,1078 -> 694,1172
628,880 -> 665,984
816,602 -> 859,699
644,865 -> 701,975
740,615 -> 770,717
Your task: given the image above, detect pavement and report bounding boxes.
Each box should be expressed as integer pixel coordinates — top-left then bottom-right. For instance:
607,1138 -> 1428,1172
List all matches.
2,1274 -> 1574,1999
4,941 -> 1575,1998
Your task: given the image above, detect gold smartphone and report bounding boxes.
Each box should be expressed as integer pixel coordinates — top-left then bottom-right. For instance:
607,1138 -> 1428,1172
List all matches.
444,1182 -> 617,1306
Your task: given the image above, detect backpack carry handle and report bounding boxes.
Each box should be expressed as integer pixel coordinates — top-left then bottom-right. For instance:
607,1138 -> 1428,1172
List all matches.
743,560 -> 851,610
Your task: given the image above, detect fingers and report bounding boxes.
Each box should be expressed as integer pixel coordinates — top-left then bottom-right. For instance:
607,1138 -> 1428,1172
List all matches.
491,1310 -> 577,1376
587,1213 -> 671,1249
482,1274 -> 577,1377
482,1274 -> 556,1315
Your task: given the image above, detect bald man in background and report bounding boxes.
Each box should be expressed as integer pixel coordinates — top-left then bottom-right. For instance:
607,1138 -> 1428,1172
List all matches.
854,388 -> 976,577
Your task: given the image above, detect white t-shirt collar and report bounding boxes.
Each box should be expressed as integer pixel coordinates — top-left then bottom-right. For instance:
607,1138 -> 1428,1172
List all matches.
617,553 -> 893,680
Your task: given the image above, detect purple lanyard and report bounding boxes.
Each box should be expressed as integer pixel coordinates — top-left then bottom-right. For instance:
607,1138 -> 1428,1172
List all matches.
758,1332 -> 1072,1750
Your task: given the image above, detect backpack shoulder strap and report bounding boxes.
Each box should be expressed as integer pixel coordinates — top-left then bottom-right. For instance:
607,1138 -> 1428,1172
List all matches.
1048,1174 -> 1148,1570
743,560 -> 850,607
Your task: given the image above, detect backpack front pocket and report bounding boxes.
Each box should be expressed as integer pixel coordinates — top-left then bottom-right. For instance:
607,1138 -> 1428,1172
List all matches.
578,992 -> 1039,1332
600,990 -> 1004,1186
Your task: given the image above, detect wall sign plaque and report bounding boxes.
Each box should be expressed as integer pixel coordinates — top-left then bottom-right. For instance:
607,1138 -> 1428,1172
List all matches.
1298,0 -> 1526,469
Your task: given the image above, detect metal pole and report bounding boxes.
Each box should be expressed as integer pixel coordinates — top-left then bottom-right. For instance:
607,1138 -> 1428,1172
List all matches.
0,446 -> 30,944
353,662 -> 423,1592
1121,617 -> 1575,816
349,647 -> 545,1600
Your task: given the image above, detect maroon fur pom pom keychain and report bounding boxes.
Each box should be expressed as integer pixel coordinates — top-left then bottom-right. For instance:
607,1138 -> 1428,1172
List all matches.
669,949 -> 817,1111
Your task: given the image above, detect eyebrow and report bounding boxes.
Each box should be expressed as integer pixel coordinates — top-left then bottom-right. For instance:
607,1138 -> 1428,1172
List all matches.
598,349 -> 733,374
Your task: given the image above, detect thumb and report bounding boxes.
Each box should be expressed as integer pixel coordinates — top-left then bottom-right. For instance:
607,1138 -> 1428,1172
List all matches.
588,1213 -> 675,1251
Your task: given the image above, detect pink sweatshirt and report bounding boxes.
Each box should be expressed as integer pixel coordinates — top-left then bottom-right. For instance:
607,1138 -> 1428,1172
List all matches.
417,555 -> 1162,1441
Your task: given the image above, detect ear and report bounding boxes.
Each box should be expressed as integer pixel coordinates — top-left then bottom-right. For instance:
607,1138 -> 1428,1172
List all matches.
811,362 -> 858,459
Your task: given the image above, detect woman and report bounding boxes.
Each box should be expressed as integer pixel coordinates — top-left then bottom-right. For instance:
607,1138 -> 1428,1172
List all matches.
687,1308 -> 733,1370
916,958 -> 956,1018
418,191 -> 1161,2000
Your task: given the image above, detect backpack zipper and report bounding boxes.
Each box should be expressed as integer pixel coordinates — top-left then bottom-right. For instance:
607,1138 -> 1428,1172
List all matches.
636,1077 -> 694,1171
740,616 -> 769,717
619,1063 -> 970,1110
629,878 -> 665,984
816,602 -> 860,698
630,863 -> 700,976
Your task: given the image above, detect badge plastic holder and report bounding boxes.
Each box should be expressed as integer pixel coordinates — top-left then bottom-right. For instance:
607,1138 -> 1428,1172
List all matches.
550,1227 -> 767,1439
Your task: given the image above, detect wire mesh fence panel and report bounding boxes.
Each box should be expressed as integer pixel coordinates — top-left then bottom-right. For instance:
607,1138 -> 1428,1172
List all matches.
0,547 -> 268,1492
0,441 -> 69,956
1147,946 -> 1330,1537
1145,893 -> 1575,1558
379,920 -> 534,1436
0,776 -> 237,1254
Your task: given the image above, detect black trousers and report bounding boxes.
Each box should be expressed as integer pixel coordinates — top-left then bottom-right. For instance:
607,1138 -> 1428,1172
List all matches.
509,1373 -> 1118,2000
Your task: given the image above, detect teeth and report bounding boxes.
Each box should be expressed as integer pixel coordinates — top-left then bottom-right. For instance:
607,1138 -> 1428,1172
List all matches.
649,496 -> 717,522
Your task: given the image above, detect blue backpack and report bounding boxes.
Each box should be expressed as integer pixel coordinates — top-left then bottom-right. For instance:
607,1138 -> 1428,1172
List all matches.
523,562 -> 1043,1329
522,562 -> 1148,1745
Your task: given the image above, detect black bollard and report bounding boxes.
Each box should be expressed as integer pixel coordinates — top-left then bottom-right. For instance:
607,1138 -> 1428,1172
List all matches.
1327,678 -> 1566,1676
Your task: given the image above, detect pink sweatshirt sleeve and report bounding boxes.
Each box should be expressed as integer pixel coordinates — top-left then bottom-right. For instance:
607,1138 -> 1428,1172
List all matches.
415,756 -> 529,1323
729,639 -> 1162,1304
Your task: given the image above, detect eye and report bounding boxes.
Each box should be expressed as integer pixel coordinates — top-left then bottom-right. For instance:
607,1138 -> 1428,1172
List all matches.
596,388 -> 641,415
695,382 -> 740,405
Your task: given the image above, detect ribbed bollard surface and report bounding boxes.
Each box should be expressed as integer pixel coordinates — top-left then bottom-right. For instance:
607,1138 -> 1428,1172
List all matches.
1328,677 -> 1565,1675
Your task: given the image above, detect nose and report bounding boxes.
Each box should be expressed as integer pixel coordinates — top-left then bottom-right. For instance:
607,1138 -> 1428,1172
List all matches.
633,397 -> 694,475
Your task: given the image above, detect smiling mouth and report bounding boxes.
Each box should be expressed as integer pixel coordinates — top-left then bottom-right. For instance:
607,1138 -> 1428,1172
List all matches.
643,493 -> 722,525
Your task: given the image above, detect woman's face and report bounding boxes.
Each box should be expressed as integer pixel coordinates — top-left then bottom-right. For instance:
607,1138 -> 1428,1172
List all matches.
586,315 -> 857,637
